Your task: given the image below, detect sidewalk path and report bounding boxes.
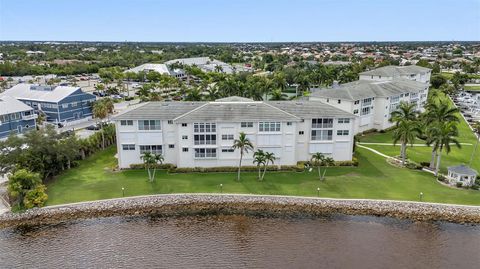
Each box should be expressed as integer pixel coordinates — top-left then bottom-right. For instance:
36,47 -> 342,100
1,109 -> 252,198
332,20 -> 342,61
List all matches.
359,142 -> 473,146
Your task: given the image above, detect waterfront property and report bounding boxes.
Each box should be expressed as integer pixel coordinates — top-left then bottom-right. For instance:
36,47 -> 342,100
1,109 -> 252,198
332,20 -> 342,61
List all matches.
447,165 -> 478,187
309,65 -> 431,133
0,95 -> 37,139
0,84 -> 96,124
114,96 -> 356,168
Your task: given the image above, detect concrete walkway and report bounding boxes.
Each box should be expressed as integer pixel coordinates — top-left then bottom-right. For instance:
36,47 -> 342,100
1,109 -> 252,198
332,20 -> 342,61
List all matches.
359,142 -> 473,146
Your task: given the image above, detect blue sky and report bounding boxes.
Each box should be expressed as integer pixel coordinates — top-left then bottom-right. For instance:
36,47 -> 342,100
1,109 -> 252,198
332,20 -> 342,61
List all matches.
0,0 -> 479,42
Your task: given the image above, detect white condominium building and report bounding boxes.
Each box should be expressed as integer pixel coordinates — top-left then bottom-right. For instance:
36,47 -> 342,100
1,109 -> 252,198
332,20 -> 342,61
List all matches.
359,65 -> 432,84
114,97 -> 356,168
309,65 -> 431,133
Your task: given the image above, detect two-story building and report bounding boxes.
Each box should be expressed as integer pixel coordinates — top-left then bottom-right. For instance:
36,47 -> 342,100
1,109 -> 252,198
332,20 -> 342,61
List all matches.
1,84 -> 96,124
114,97 -> 356,168
309,79 -> 429,133
0,95 -> 37,139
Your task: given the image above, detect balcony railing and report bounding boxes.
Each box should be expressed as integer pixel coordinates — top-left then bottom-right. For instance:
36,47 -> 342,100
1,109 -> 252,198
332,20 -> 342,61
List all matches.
22,114 -> 38,120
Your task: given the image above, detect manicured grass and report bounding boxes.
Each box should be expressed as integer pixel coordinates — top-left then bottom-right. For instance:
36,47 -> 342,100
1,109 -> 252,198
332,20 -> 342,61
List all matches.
465,85 -> 480,91
46,146 -> 480,206
359,91 -> 480,173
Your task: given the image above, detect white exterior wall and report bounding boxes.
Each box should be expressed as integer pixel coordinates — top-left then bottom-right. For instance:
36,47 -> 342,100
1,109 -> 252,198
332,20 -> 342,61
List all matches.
116,117 -> 355,169
359,75 -> 393,81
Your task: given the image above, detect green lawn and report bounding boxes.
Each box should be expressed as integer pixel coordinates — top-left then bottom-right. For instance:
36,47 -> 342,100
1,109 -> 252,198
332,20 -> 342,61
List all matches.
46,146 -> 480,206
359,92 -> 479,173
465,85 -> 480,91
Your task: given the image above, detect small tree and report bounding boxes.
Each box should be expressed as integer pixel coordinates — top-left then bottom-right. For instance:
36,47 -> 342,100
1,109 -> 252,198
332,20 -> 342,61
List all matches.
311,153 -> 335,180
253,150 -> 265,180
232,132 -> 254,181
8,169 -> 48,209
470,122 -> 480,166
141,152 -> 164,182
261,151 -> 276,181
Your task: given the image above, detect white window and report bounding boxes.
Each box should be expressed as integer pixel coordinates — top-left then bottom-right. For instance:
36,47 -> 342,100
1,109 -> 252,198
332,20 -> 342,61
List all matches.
181,123 -> 187,127
182,135 -> 188,140
195,148 -> 217,158
168,120 -> 173,124
222,148 -> 235,153
391,96 -> 400,103
182,147 -> 189,152
299,131 -> 304,135
241,122 -> 253,128
361,107 -> 371,116
337,130 -> 349,136
194,123 -> 216,133
259,122 -> 281,132
354,100 -> 360,105
122,144 -> 135,151
337,99 -> 341,104
194,134 -> 216,145
353,109 -> 359,114
362,98 -> 372,106
139,145 -> 162,155
312,118 -> 333,129
287,122 -> 292,126
71,102 -> 78,107
221,134 -> 234,140
311,130 -> 333,141
337,118 -> 350,124
62,103 -> 68,109
169,144 -> 175,149
138,120 -> 161,130
120,120 -> 133,126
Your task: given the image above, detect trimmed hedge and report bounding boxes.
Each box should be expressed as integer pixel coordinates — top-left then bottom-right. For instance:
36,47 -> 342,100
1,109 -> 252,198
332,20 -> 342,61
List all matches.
129,163 -> 176,170
170,165 -> 303,173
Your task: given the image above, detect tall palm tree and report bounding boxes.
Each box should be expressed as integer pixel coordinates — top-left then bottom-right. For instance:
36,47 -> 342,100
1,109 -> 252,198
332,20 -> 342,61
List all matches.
261,151 -> 276,181
392,120 -> 421,166
431,122 -> 461,176
424,101 -> 459,169
390,101 -> 418,124
469,122 -> 480,167
253,150 -> 265,180
92,101 -> 108,149
232,132 -> 254,181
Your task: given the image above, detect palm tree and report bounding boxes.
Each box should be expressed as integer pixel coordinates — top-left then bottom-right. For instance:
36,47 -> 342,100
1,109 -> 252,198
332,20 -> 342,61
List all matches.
423,101 -> 459,169
311,152 -> 333,180
392,120 -> 421,165
431,122 -> 461,176
261,151 -> 276,181
232,132 -> 254,181
141,152 -> 164,182
92,100 -> 109,149
253,150 -> 265,180
390,101 -> 418,124
469,122 -> 480,167
185,88 -> 203,101
269,89 -> 288,101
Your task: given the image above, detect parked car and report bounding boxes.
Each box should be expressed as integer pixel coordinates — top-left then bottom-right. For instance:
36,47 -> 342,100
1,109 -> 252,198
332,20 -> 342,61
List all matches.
86,124 -> 101,131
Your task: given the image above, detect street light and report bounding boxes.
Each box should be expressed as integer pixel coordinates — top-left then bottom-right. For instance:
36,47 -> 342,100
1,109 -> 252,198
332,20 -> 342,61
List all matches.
419,192 -> 424,202
122,187 -> 125,197
220,184 -> 223,194
317,187 -> 320,197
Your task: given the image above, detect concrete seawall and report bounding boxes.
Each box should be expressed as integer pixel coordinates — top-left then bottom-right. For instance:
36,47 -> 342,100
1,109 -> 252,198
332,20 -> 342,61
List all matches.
1,194 -> 480,228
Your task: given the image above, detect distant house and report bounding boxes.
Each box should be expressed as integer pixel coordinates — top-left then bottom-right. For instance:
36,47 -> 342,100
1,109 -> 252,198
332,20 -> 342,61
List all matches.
359,65 -> 432,84
0,95 -> 37,139
0,84 -> 96,124
447,165 -> 478,187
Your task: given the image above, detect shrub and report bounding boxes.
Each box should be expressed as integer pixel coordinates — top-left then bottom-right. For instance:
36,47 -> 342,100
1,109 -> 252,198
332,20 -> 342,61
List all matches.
470,185 -> 479,190
405,161 -> 422,170
361,128 -> 378,135
129,163 -> 176,170
456,182 -> 464,188
420,162 -> 430,167
437,175 -> 446,182
170,165 -> 303,173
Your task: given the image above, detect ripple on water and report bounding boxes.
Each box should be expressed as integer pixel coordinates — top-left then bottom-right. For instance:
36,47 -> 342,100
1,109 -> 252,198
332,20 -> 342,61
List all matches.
0,214 -> 479,268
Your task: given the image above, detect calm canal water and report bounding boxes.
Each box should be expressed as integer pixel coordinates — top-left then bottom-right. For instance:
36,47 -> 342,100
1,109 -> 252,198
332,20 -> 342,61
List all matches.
0,214 -> 479,268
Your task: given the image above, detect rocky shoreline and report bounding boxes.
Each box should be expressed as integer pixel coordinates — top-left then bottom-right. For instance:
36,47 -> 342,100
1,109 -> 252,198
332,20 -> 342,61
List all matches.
1,194 -> 480,228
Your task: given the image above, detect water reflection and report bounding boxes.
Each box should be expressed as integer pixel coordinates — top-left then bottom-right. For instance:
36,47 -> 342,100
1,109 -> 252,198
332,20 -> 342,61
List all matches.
0,214 -> 479,268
